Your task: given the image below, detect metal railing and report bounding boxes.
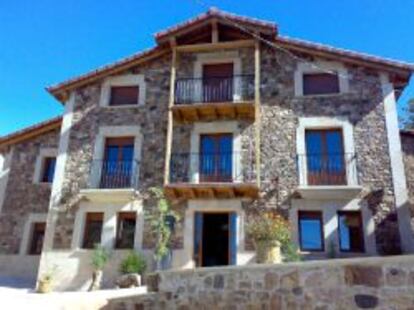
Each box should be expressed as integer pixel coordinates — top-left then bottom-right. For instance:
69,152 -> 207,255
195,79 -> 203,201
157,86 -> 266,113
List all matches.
174,75 -> 255,105
169,152 -> 256,184
297,153 -> 358,186
88,160 -> 140,189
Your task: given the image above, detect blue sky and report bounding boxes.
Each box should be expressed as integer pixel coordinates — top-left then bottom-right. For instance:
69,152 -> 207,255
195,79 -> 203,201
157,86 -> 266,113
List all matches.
0,0 -> 413,135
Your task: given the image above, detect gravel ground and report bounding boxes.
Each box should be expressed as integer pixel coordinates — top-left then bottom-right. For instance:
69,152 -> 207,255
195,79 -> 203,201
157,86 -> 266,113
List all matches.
0,276 -> 146,310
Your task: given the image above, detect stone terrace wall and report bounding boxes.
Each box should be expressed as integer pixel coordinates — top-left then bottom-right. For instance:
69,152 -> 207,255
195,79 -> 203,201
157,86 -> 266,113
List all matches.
107,255 -> 414,310
0,129 -> 60,254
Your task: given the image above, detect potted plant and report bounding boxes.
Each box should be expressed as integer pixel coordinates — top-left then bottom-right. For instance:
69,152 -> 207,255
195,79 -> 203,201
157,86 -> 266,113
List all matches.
246,211 -> 291,264
117,251 -> 147,288
37,266 -> 57,293
146,187 -> 179,270
88,244 -> 110,291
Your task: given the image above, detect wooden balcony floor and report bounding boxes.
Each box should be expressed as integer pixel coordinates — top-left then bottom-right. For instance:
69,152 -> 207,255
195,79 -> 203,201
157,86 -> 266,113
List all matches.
172,101 -> 255,123
164,182 -> 259,200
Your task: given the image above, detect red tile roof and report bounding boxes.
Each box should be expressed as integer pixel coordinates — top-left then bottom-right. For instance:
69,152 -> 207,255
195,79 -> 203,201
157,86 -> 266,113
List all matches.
46,9 -> 414,102
0,116 -> 62,147
276,36 -> 414,72
155,7 -> 277,42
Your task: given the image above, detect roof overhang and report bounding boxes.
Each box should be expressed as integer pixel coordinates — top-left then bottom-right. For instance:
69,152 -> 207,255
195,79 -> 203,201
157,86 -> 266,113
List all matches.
154,7 -> 278,45
0,116 -> 62,148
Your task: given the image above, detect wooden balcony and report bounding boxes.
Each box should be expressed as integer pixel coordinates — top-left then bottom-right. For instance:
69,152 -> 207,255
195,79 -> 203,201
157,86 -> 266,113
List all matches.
164,152 -> 259,200
164,182 -> 258,200
172,75 -> 255,123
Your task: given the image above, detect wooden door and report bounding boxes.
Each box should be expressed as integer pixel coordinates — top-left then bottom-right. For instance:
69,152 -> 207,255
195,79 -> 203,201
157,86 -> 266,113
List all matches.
199,134 -> 233,182
305,129 -> 346,185
202,63 -> 234,102
100,137 -> 134,188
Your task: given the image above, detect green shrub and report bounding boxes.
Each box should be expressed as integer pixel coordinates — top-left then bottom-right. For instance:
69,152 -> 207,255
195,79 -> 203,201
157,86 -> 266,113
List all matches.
91,244 -> 110,270
119,251 -> 147,275
281,240 -> 302,262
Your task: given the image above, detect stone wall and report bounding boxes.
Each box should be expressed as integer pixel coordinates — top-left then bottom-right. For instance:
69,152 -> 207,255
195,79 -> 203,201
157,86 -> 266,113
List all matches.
48,44 -> 399,256
0,129 -> 60,254
401,132 -> 414,227
107,255 -> 414,309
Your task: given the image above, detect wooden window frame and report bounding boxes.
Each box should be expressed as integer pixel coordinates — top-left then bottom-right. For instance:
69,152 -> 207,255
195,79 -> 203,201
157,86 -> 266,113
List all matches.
41,157 -> 56,183
337,211 -> 365,253
305,128 -> 346,186
115,212 -> 137,249
109,86 -> 140,106
82,212 -> 104,249
28,222 -> 46,255
298,211 -> 325,252
303,72 -> 340,96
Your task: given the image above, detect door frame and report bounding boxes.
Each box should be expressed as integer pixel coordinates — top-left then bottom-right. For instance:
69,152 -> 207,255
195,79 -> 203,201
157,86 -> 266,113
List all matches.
190,121 -> 242,184
185,199 -> 244,268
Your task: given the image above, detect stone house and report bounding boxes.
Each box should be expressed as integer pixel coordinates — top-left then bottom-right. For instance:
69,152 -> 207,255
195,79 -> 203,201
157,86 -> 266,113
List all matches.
1,8 -> 414,291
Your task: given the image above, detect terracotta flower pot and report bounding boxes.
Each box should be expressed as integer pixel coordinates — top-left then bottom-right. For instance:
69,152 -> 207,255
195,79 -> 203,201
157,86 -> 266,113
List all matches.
37,278 -> 52,293
255,239 -> 282,264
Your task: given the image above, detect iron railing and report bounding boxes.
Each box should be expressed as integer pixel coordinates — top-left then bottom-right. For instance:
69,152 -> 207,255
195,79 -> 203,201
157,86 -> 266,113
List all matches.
174,75 -> 255,105
88,160 -> 140,189
169,152 -> 256,184
297,153 -> 358,186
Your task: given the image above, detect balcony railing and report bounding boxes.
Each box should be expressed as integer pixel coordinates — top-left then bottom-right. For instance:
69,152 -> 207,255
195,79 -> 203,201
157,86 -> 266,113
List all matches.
174,75 -> 255,105
88,160 -> 140,189
169,152 -> 256,184
297,153 -> 358,186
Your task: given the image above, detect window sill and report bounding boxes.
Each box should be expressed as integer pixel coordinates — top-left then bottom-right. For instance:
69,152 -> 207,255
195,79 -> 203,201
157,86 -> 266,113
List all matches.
294,92 -> 352,99
101,104 -> 145,109
296,185 -> 362,200
34,182 -> 52,186
79,188 -> 139,202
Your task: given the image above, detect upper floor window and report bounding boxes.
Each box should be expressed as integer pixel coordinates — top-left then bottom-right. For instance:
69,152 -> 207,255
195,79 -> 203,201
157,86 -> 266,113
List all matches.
82,212 -> 103,249
109,86 -> 139,106
28,222 -> 46,255
100,74 -> 146,107
115,212 -> 136,249
100,137 -> 134,189
338,211 -> 364,252
303,73 -> 340,96
41,157 -> 56,183
305,128 -> 346,186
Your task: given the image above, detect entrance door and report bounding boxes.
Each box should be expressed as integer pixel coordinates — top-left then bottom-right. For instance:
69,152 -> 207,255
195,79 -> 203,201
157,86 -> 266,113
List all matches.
199,134 -> 233,182
202,63 -> 234,102
100,137 -> 134,188
194,212 -> 237,267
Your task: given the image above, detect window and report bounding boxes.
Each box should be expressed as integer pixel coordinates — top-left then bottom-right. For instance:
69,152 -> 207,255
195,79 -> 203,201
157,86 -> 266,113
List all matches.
115,212 -> 137,249
100,137 -> 134,188
298,211 -> 324,251
41,157 -> 56,183
338,211 -> 364,252
199,134 -> 233,182
82,212 -> 104,249
305,129 -> 345,185
109,86 -> 139,106
303,73 -> 340,95
28,222 -> 46,255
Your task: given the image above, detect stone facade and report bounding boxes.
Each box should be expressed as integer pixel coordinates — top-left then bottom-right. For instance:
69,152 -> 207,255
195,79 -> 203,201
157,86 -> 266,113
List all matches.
107,255 -> 414,309
45,44 -> 401,260
401,132 -> 414,223
0,129 -> 60,254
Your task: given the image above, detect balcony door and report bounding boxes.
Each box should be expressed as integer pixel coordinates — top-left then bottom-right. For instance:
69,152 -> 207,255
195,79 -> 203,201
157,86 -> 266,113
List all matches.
100,137 -> 134,188
305,129 -> 346,185
199,134 -> 233,182
202,63 -> 233,103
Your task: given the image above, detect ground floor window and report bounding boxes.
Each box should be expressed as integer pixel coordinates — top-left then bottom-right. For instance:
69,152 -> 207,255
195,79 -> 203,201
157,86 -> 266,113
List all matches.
298,211 -> 324,251
82,212 -> 104,249
338,211 -> 364,252
115,212 -> 136,249
28,222 -> 46,255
